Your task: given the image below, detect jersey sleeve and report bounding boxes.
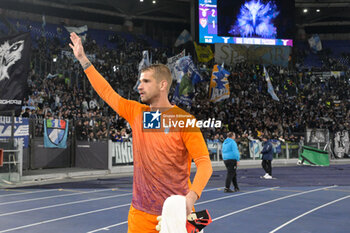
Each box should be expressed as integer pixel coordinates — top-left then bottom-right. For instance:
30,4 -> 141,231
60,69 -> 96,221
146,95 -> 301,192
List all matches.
182,124 -> 212,198
84,65 -> 142,125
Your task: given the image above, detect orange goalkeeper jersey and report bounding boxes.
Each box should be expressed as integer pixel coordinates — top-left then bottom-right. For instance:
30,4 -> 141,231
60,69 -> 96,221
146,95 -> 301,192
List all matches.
85,66 -> 212,215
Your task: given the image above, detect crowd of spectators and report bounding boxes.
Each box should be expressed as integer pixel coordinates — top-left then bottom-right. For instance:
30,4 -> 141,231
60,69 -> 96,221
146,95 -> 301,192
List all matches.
20,29 -> 168,142
16,21 -> 350,147
193,63 -> 350,141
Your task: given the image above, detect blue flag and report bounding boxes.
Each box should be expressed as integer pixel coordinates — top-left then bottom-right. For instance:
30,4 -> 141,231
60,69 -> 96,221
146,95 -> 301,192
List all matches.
172,56 -> 203,106
174,29 -> 192,47
133,50 -> 150,92
0,117 -> 29,148
308,34 -> 322,53
264,67 -> 279,101
269,139 -> 282,153
64,25 -> 88,43
44,119 -> 68,148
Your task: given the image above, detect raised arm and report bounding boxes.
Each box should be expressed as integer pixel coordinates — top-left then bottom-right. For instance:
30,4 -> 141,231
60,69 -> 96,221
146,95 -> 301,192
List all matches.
69,32 -> 134,122
69,32 -> 91,70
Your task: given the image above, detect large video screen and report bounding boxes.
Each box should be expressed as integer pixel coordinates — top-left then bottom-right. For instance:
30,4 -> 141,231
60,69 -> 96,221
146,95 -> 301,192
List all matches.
198,0 -> 294,46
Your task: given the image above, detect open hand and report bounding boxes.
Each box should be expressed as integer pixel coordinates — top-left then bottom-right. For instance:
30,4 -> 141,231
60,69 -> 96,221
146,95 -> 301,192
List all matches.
69,32 -> 86,61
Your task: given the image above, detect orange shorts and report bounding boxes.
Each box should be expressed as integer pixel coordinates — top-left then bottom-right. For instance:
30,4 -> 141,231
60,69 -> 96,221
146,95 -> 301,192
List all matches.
127,205 -> 158,233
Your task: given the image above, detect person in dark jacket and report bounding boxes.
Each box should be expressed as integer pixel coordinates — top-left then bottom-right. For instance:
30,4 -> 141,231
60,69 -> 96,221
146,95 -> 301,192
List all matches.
261,135 -> 273,179
222,132 -> 240,192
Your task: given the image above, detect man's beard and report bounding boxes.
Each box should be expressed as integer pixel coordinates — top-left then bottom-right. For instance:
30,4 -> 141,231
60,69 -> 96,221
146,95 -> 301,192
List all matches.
140,95 -> 151,104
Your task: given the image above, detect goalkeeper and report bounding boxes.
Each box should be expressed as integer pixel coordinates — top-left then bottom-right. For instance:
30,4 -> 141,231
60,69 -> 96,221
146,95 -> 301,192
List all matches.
69,32 -> 212,233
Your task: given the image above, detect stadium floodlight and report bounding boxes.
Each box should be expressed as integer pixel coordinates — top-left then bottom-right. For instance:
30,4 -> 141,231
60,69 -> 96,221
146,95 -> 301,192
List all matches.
140,0 -> 143,2
152,0 -> 156,4
303,8 -> 308,13
316,9 -> 320,13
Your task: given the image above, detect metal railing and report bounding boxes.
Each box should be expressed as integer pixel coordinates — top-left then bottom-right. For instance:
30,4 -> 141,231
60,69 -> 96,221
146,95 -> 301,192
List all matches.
207,140 -> 308,162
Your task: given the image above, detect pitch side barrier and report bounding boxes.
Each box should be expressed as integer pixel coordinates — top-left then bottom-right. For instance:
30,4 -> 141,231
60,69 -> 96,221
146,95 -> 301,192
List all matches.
2,117 -> 350,180
0,140 -> 23,184
107,139 -> 302,166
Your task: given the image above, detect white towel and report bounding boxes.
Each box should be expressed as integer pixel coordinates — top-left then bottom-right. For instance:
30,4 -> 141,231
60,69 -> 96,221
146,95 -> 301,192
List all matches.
160,195 -> 187,233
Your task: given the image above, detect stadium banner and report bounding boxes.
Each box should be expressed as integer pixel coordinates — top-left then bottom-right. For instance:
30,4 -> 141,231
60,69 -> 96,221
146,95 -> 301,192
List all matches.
0,148 -> 2,167
175,29 -> 192,47
0,33 -> 30,112
270,139 -> 282,154
334,130 -> 350,158
167,49 -> 186,82
209,64 -> 230,103
308,34 -> 322,52
215,44 -> 291,67
138,50 -> 150,71
298,145 -> 329,166
264,67 -> 280,101
64,25 -> 88,43
109,141 -> 133,165
61,50 -> 96,62
193,42 -> 214,63
133,50 -> 150,91
308,71 -> 344,79
44,119 -> 68,148
172,56 -> 203,106
207,143 -> 217,154
249,139 -> 263,158
306,128 -> 329,144
249,139 -> 282,158
328,71 -> 342,78
64,25 -> 88,34
0,116 -> 29,148
207,140 -> 218,154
